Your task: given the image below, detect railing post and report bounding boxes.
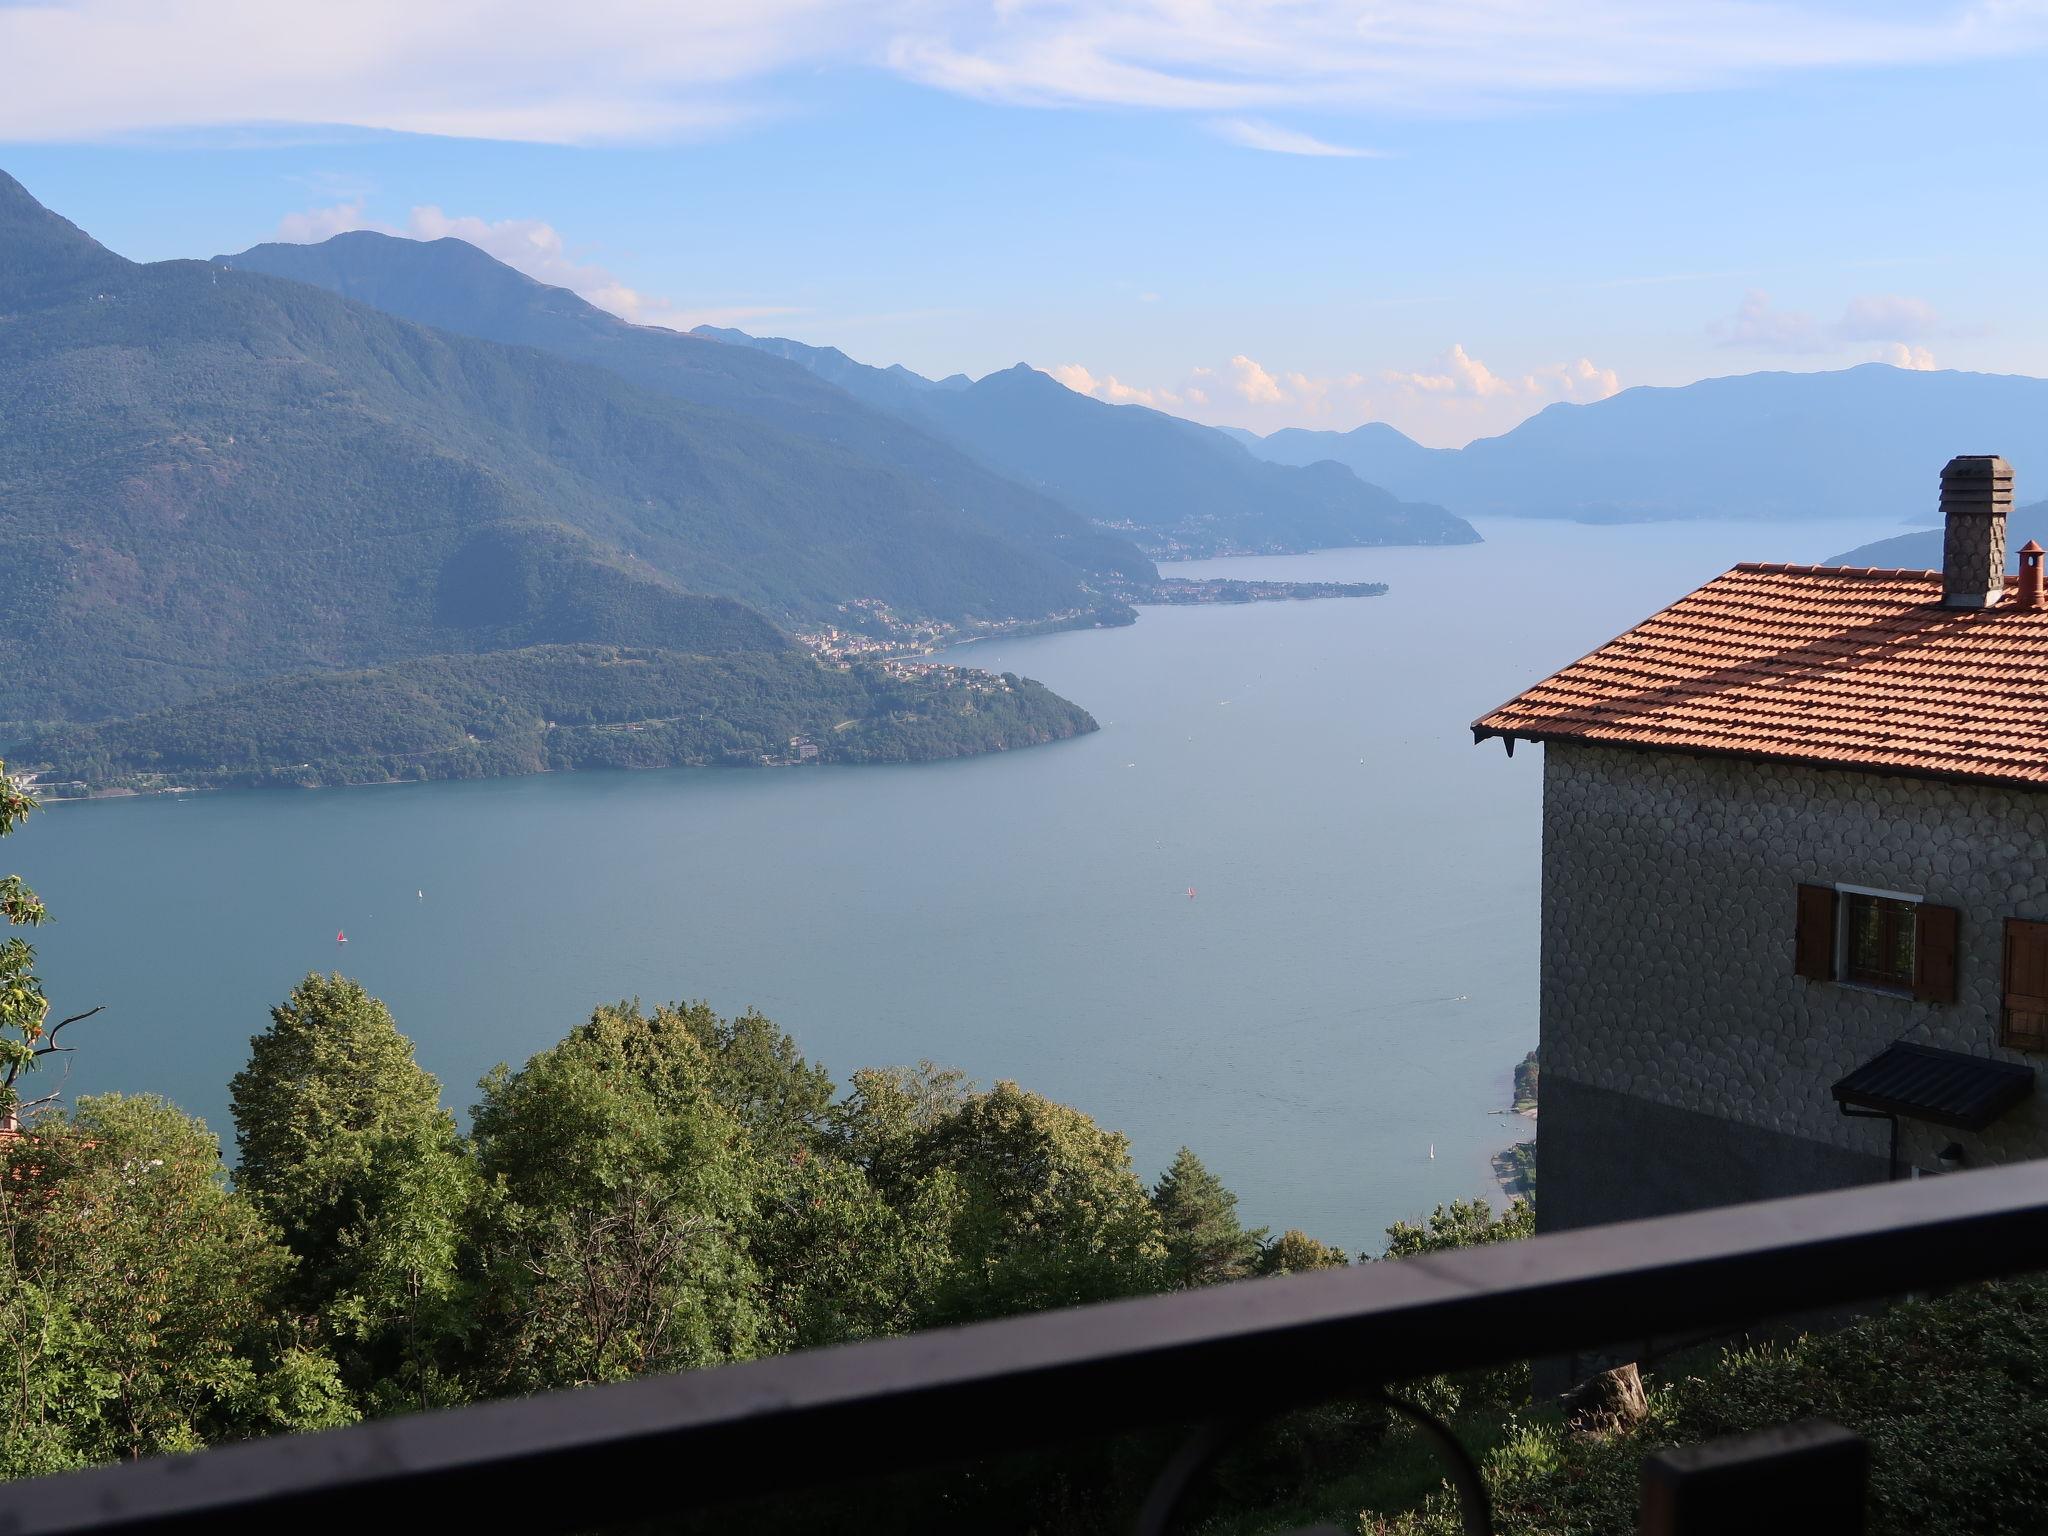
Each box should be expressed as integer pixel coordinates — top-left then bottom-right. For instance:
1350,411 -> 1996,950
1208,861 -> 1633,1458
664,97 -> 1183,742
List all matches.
1639,1420 -> 1866,1535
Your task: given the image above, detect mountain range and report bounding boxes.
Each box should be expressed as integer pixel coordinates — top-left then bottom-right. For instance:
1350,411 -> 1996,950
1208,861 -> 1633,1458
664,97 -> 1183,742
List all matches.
1234,366 -> 2048,524
219,234 -> 1477,563
690,328 -> 1476,558
0,169 -> 1137,728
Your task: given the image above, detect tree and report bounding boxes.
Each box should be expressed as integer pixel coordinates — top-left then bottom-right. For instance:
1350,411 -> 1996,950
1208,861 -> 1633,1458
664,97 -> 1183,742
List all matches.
1379,1197 -> 1535,1421
1381,1198 -> 1533,1260
228,974 -> 471,1412
1256,1230 -> 1350,1276
1152,1147 -> 1266,1289
907,1080 -> 1167,1323
0,760 -> 98,1127
0,1094 -> 352,1474
467,1002 -> 764,1390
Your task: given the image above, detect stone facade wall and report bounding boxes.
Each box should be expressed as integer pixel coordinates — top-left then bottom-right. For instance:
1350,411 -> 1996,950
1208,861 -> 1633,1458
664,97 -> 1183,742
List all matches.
1539,742 -> 2048,1226
1942,512 -> 2008,604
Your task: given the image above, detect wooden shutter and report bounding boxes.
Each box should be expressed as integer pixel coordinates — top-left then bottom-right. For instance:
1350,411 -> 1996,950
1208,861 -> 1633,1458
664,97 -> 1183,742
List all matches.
2003,919 -> 2048,1051
1913,904 -> 1959,1003
1795,884 -> 1838,981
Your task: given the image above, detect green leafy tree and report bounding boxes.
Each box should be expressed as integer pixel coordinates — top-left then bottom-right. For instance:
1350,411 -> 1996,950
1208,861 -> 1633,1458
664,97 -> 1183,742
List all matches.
467,1002 -> 765,1390
906,1080 -> 1167,1323
1151,1147 -> 1266,1289
229,974 -> 471,1412
1382,1197 -> 1534,1260
1256,1229 -> 1351,1276
0,1095 -> 352,1474
1379,1197 -> 1536,1423
0,761 -> 98,1127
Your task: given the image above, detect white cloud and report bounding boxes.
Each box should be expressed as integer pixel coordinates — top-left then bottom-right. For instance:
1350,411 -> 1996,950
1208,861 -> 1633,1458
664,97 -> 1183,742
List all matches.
1713,289 -> 1951,357
1879,342 -> 1938,371
1048,344 -> 1621,446
275,198 -> 379,244
1211,118 -> 1384,158
1229,354 -> 1285,405
273,199 -> 799,332
5,2 -> 2048,142
886,2 -> 2048,115
0,0 -> 865,144
1711,289 -> 1828,352
1051,361 -> 1184,408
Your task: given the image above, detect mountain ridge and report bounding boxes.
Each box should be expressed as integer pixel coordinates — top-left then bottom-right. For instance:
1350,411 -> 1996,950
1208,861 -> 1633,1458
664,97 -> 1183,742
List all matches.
691,327 -> 1478,557
219,232 -> 1157,584
1232,364 -> 2048,523
0,169 -> 1125,725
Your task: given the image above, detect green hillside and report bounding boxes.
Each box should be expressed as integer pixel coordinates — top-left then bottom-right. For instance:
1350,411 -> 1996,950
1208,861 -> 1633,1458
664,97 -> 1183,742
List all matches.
220,232 -> 1157,585
20,645 -> 1097,791
0,170 -> 1126,726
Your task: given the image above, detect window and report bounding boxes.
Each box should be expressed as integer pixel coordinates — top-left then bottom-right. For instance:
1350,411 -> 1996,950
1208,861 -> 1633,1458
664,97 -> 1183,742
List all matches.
1793,883 -> 1957,1003
1844,893 -> 1917,990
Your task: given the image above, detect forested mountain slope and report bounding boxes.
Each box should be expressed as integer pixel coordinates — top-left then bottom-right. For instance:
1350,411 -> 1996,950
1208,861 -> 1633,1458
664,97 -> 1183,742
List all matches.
220,232 -> 1154,584
0,171 -> 1121,725
22,645 -> 1096,791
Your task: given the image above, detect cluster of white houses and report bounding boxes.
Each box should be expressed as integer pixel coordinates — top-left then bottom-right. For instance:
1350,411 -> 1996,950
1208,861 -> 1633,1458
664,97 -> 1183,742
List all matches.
1480,455 -> 2048,1234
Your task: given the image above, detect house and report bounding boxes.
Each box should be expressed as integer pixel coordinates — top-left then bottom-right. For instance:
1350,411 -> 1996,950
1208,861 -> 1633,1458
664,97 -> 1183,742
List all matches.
1475,455 -> 2046,1236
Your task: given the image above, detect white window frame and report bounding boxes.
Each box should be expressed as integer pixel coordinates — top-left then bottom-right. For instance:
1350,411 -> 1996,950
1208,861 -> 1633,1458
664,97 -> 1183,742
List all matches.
1833,881 -> 1924,995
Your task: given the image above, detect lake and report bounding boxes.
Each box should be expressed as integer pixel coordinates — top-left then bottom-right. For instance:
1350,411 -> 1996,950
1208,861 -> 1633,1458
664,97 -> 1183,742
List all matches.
19,516 -> 1900,1250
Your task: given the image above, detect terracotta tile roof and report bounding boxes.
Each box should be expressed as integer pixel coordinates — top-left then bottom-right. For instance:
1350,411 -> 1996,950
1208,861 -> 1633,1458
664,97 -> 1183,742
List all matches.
1473,563 -> 2048,789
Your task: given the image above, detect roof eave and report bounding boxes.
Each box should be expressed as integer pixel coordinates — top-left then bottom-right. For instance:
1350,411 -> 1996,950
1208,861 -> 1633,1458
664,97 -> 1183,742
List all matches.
1470,726 -> 2048,795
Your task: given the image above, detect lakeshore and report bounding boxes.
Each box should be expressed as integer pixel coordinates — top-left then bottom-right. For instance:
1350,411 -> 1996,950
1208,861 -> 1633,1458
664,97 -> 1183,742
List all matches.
22,518 -> 1903,1243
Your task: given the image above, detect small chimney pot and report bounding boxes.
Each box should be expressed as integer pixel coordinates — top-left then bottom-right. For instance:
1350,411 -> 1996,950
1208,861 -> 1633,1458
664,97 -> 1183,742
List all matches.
2020,541 -> 2045,610
1940,455 -> 2014,609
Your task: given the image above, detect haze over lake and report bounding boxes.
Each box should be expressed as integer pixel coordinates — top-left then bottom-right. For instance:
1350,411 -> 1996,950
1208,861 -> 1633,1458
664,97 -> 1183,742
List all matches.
25,517 -> 1898,1248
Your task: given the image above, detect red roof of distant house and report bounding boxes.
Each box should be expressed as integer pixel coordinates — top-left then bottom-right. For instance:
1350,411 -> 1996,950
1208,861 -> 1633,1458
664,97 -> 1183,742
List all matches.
1472,563 -> 2048,789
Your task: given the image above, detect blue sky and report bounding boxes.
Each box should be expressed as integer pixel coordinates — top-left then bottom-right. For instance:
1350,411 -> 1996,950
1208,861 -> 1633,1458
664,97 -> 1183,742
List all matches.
4,2 -> 2046,446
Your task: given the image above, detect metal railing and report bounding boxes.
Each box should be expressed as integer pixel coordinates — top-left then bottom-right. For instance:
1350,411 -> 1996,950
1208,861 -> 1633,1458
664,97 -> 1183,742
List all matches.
5,1161 -> 2048,1535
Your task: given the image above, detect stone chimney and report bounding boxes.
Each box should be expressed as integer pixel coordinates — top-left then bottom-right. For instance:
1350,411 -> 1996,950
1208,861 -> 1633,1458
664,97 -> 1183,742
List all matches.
1940,455 -> 2014,609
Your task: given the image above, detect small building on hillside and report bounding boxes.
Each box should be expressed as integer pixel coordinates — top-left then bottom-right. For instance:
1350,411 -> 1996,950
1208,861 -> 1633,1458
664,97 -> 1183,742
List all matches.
1476,455 -> 2047,1234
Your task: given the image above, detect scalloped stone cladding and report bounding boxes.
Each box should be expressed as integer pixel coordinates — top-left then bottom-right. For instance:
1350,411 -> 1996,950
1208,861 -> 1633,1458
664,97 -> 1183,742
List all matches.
1540,740 -> 2048,1203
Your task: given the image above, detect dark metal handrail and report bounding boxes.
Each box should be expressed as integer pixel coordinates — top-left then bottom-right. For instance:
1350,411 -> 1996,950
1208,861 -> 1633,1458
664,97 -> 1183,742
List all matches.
6,1161 -> 2048,1535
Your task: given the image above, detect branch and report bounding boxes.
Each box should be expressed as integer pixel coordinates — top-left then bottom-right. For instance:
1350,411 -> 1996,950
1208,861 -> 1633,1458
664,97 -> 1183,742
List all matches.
39,1007 -> 102,1052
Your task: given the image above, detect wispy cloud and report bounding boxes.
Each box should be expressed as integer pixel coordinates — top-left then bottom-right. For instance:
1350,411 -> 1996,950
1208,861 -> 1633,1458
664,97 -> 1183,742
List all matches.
274,199 -> 799,332
1210,117 -> 1384,158
1050,344 -> 1620,446
5,2 -> 2048,143
1711,288 -> 1953,365
887,2 -> 2048,116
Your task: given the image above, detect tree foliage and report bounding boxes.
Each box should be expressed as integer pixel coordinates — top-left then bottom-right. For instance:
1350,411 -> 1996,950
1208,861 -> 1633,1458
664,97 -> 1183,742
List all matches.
1381,1197 -> 1533,1261
22,647 -> 1099,793
0,761 -> 98,1125
467,1002 -> 765,1389
228,974 -> 471,1411
0,1095 -> 352,1475
1153,1146 -> 1266,1289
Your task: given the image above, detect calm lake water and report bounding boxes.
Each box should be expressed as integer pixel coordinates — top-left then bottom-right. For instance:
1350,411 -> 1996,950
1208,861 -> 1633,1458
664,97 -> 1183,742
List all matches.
21,516 -> 1899,1249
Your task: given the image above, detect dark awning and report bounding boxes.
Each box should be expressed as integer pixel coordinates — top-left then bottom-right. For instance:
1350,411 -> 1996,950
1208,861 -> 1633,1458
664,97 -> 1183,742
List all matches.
1831,1042 -> 2035,1131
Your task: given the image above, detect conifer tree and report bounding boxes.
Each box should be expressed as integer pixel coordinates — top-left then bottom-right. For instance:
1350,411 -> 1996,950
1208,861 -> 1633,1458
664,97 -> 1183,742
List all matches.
230,974 -> 470,1411
1151,1147 -> 1266,1289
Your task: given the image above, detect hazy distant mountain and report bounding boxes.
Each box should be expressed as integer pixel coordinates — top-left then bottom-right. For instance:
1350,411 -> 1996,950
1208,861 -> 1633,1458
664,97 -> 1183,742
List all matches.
222,232 -> 1153,585
1235,366 -> 2048,523
0,170 -> 1118,725
694,329 -> 1478,557
1827,502 -> 2048,570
